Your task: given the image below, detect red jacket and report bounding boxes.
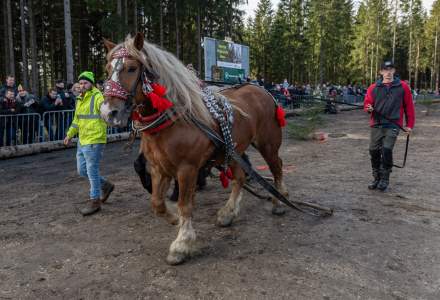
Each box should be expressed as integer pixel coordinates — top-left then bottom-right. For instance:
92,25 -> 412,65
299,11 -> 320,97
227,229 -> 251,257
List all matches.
364,79 -> 415,129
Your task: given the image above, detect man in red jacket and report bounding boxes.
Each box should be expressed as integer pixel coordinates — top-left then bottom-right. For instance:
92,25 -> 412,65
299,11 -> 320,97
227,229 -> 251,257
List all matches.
364,61 -> 415,191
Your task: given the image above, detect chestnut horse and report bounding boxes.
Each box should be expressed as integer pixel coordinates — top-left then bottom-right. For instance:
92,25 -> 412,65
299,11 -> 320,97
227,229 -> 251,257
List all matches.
100,33 -> 288,265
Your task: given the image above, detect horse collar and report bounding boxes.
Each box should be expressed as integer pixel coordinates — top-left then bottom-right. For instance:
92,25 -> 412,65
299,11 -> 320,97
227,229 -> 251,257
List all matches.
131,108 -> 178,135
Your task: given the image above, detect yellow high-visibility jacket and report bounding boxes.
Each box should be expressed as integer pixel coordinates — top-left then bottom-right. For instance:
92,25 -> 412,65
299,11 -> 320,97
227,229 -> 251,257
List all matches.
66,87 -> 107,145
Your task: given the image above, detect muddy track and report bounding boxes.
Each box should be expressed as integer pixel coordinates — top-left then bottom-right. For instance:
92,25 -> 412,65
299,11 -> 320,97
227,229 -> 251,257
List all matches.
1,107 -> 439,299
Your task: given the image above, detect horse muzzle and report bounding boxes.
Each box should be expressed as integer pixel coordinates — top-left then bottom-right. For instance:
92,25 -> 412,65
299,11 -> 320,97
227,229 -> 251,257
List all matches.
100,101 -> 129,128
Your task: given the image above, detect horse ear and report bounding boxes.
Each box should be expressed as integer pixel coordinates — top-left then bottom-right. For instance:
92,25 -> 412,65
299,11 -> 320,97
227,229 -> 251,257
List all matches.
134,32 -> 144,51
103,38 -> 116,52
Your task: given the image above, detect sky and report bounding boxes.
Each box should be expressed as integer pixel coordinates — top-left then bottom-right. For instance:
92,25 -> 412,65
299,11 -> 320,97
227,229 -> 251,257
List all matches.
241,0 -> 435,19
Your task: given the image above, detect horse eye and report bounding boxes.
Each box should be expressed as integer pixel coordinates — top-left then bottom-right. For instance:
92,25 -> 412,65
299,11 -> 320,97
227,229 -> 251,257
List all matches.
128,67 -> 137,73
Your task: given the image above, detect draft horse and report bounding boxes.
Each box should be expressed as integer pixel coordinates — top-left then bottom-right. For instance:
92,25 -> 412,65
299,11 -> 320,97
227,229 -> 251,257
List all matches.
100,33 -> 289,265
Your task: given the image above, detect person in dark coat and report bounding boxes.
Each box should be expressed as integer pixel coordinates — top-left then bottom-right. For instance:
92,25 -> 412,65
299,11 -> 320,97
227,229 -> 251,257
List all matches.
0,89 -> 22,146
16,85 -> 40,144
41,87 -> 66,141
364,61 -> 415,191
0,75 -> 18,99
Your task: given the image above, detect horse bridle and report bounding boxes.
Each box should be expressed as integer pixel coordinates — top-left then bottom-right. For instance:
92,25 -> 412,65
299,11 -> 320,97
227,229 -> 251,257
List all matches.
103,48 -> 157,114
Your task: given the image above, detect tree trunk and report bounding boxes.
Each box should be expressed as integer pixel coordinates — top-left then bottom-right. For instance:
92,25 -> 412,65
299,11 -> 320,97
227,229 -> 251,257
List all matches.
160,2 -> 164,47
50,26 -> 55,86
2,1 -> 8,79
20,0 -> 29,89
375,14 -> 380,78
7,0 -> 15,77
408,0 -> 413,86
318,14 -> 325,84
196,1 -> 202,75
117,0 -> 122,17
433,18 -> 438,93
124,0 -> 128,28
415,40 -> 419,89
42,12 -> 47,94
133,0 -> 138,33
175,0 -> 180,59
64,0 -> 74,84
392,0 -> 398,62
28,0 -> 39,96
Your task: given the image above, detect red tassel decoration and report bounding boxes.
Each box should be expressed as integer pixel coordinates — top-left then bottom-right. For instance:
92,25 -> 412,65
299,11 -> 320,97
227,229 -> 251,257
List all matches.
148,91 -> 173,112
276,105 -> 286,127
226,167 -> 233,179
151,83 -> 167,97
220,171 -> 229,188
131,111 -> 140,121
219,167 -> 233,188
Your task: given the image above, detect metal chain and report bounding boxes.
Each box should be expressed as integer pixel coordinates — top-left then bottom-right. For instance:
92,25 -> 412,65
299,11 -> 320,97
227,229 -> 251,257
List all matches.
201,88 -> 234,170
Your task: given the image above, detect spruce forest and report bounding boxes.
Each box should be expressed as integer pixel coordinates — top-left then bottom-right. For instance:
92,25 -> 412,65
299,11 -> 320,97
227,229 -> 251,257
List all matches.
2,0 -> 440,97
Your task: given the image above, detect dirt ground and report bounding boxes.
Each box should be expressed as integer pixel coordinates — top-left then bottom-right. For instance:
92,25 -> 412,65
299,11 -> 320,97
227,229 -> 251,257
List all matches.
1,106 -> 439,300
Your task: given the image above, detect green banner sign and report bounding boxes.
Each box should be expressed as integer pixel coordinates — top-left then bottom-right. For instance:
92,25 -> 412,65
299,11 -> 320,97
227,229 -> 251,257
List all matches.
223,67 -> 245,83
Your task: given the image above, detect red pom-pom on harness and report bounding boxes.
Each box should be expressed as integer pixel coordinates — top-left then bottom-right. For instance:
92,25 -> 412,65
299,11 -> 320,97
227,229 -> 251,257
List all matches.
276,105 -> 286,127
144,83 -> 173,112
219,167 -> 233,188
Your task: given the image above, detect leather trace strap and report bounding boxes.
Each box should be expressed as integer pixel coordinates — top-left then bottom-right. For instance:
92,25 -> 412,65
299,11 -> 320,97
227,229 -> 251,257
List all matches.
190,115 -> 333,218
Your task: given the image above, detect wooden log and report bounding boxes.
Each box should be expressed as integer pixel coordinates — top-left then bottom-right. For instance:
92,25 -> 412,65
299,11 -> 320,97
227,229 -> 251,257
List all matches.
0,133 -> 130,159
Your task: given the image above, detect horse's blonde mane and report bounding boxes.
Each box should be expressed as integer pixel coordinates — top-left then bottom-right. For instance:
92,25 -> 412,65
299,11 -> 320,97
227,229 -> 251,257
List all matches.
110,36 -> 215,126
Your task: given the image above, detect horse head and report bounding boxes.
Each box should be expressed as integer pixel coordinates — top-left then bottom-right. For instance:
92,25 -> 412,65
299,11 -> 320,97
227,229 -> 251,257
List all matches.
101,33 -> 215,129
100,33 -> 153,127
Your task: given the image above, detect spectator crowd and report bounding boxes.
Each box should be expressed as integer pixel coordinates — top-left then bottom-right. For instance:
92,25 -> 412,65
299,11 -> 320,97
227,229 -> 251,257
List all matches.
0,75 -> 103,147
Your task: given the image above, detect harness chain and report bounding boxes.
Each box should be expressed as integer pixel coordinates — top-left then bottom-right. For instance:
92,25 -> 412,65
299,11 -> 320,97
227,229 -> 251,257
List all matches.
201,88 -> 234,171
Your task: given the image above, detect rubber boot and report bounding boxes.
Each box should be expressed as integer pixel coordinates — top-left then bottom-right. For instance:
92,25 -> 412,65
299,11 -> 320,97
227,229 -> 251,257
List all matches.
368,169 -> 381,190
169,179 -> 179,202
377,147 -> 393,191
81,199 -> 101,216
196,167 -> 208,191
134,153 -> 153,194
368,149 -> 381,190
101,180 -> 115,203
377,169 -> 391,191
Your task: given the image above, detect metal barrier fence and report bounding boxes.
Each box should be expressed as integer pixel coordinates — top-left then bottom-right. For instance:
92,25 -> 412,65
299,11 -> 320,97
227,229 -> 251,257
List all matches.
275,93 -> 365,110
415,94 -> 438,101
0,110 -> 131,147
0,113 -> 41,147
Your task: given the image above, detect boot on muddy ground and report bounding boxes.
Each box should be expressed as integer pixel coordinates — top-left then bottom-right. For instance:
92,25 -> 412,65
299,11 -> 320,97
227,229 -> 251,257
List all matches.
368,149 -> 382,190
80,199 -> 102,216
377,169 -> 391,191
368,169 -> 381,190
101,180 -> 115,203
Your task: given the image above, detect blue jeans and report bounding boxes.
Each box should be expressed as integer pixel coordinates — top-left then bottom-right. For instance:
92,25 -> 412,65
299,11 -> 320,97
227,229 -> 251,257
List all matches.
76,143 -> 106,199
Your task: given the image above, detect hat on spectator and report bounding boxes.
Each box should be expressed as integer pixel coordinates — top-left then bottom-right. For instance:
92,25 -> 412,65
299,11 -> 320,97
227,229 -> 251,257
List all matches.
78,71 -> 95,84
18,84 -> 24,91
380,60 -> 395,70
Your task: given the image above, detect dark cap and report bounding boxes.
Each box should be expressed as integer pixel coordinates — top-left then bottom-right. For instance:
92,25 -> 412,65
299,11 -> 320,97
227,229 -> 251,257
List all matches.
380,61 -> 395,69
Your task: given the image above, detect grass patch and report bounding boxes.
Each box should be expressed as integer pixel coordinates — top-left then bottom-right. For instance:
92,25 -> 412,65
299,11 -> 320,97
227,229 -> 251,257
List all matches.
417,99 -> 435,116
287,104 -> 325,140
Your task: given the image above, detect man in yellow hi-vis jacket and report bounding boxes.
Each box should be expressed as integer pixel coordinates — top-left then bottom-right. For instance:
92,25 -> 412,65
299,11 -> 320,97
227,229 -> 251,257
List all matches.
64,71 -> 114,216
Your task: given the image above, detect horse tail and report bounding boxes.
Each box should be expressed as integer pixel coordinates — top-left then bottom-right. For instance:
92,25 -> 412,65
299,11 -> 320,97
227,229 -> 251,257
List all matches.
257,85 -> 286,128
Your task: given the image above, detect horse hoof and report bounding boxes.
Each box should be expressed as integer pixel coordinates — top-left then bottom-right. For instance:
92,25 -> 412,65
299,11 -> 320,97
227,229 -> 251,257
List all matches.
216,214 -> 234,227
166,214 -> 179,226
272,206 -> 286,216
166,252 -> 187,265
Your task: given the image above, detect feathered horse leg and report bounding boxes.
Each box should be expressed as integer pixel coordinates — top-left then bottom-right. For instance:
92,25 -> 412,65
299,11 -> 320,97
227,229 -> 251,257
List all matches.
167,165 -> 198,265
150,164 -> 177,225
216,162 -> 246,227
